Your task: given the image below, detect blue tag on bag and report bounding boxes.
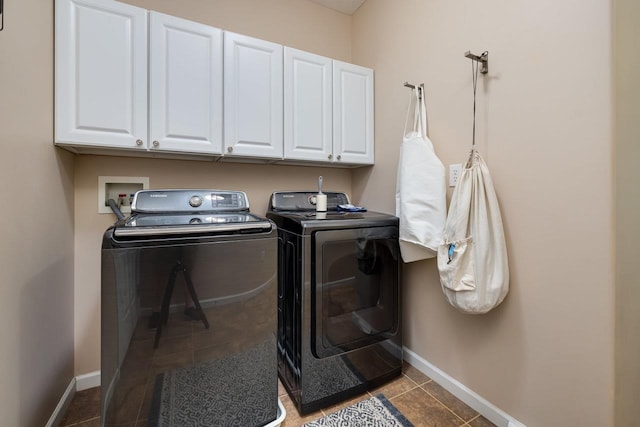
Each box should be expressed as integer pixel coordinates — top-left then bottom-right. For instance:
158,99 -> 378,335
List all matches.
447,243 -> 456,264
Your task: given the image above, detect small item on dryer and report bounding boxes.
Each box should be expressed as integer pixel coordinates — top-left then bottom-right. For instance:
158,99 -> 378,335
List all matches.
337,204 -> 367,212
316,176 -> 327,212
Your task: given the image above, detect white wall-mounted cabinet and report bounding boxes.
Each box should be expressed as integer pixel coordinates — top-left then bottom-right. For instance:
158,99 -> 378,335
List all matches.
284,47 -> 333,162
55,0 -> 223,156
333,61 -> 374,165
55,0 -> 148,150
224,32 -> 283,160
55,0 -> 373,166
283,49 -> 374,166
148,12 -> 223,154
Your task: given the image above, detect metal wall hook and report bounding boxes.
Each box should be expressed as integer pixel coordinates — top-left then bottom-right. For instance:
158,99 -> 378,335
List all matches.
404,82 -> 424,99
464,51 -> 489,74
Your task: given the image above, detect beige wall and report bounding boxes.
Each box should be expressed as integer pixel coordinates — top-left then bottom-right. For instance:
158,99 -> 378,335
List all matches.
0,0 -> 76,426
123,0 -> 352,62
614,0 -> 640,424
73,0 -> 355,375
352,0 -> 614,426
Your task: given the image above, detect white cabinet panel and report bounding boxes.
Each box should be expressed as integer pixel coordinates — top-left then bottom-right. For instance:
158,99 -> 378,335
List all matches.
55,1 -> 374,165
284,47 -> 332,162
149,12 -> 223,154
333,61 -> 374,165
224,32 -> 283,159
55,0 -> 148,149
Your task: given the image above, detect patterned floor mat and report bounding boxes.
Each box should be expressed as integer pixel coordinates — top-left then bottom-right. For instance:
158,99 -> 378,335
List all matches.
303,394 -> 413,427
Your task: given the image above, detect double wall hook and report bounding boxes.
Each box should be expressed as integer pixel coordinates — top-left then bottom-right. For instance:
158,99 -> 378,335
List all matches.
404,82 -> 424,99
464,51 -> 489,74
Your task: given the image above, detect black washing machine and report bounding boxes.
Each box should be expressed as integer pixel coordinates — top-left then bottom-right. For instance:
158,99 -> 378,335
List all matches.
101,189 -> 279,427
267,191 -> 402,415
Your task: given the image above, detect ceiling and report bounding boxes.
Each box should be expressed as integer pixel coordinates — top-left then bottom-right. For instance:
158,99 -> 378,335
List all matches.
307,0 -> 367,15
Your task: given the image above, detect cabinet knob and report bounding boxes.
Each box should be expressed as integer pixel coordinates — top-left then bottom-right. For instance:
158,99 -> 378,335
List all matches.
227,146 -> 233,153
328,154 -> 333,160
337,155 -> 342,161
135,139 -> 143,146
152,140 -> 159,147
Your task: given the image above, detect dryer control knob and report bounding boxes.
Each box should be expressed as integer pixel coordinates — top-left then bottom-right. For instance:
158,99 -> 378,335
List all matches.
189,195 -> 203,208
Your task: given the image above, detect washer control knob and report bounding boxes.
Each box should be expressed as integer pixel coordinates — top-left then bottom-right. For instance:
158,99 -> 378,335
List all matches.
152,140 -> 159,147
189,195 -> 203,208
135,139 -> 143,146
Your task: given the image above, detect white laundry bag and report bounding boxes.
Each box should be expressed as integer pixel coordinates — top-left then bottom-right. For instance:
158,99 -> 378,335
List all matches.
437,151 -> 509,314
396,88 -> 447,262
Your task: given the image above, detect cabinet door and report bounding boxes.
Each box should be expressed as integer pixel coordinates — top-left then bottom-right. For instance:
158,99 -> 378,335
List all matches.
224,32 -> 283,159
55,0 -> 148,149
149,12 -> 223,154
333,61 -> 374,165
284,48 -> 332,162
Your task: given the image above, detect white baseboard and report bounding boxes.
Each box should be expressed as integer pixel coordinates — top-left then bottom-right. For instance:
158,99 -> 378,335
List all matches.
76,370 -> 101,391
403,347 -> 526,427
45,377 -> 75,427
60,355 -> 527,425
46,371 -> 101,427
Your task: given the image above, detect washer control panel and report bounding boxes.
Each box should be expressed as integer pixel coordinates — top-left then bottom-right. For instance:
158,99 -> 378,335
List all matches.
132,189 -> 249,213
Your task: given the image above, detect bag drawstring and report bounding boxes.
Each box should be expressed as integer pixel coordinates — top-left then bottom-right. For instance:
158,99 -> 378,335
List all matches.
403,89 -> 416,138
466,53 -> 484,168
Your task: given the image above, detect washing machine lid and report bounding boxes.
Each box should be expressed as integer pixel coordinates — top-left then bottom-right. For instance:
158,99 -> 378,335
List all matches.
113,189 -> 272,237
114,212 -> 272,237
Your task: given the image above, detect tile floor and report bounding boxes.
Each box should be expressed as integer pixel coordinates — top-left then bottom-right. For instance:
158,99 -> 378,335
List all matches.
60,361 -> 496,427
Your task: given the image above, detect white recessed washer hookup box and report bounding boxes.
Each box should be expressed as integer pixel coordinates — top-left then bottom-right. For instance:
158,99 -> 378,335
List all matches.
98,176 -> 149,214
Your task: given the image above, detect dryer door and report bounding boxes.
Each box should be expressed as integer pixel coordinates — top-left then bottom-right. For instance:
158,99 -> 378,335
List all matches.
311,226 -> 400,358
